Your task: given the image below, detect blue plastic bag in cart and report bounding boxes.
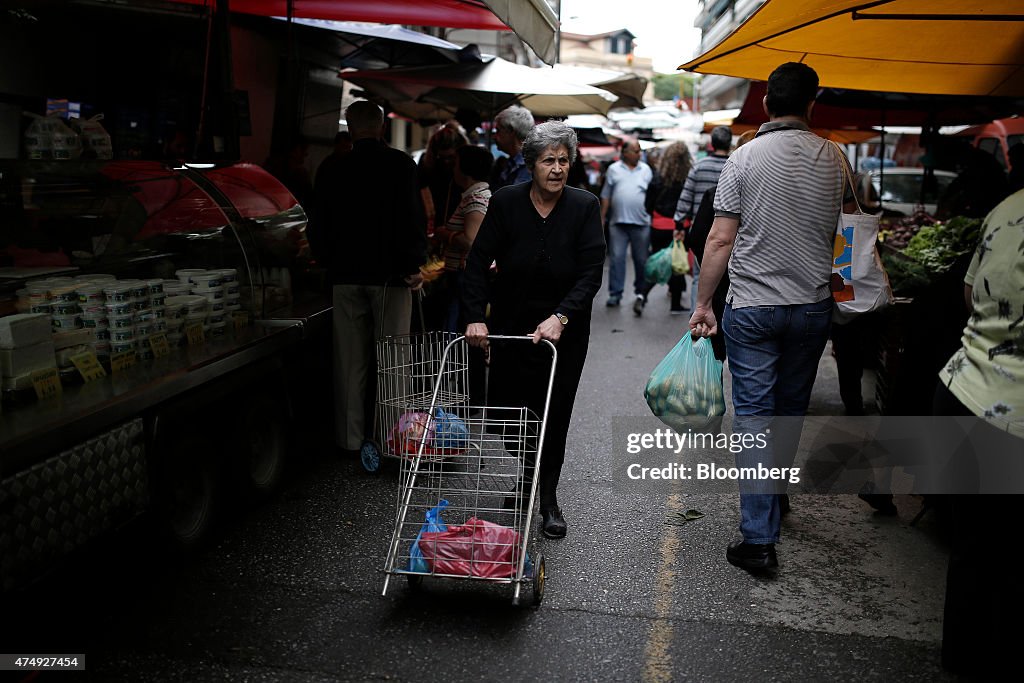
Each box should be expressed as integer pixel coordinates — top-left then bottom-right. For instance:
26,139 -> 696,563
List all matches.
433,408 -> 469,450
644,334 -> 725,431
408,499 -> 449,573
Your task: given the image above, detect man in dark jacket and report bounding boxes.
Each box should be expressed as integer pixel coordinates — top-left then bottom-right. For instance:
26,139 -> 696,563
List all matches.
309,100 -> 427,456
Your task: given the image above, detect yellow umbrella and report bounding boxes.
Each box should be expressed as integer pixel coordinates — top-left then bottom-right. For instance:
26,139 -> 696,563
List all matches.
679,0 -> 1024,97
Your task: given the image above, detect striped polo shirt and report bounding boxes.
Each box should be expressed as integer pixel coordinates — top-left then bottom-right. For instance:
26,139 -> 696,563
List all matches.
443,181 -> 491,271
714,120 -> 853,308
674,153 -> 729,222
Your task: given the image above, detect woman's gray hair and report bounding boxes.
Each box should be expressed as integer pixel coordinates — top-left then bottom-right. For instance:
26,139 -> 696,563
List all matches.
494,105 -> 534,142
522,121 -> 578,168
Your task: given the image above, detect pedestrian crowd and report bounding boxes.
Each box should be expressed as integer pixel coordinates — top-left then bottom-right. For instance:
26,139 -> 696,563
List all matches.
303,60 -> 1022,677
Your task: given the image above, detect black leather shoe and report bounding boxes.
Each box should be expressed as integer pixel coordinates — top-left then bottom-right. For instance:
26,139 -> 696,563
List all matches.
541,507 -> 567,538
726,540 -> 778,572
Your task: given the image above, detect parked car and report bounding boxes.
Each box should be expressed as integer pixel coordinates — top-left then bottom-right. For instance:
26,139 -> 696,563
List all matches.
855,167 -> 957,216
958,117 -> 1024,171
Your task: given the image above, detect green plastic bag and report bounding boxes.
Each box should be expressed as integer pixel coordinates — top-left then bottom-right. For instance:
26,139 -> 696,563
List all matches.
644,246 -> 673,285
644,333 -> 725,431
671,239 -> 690,275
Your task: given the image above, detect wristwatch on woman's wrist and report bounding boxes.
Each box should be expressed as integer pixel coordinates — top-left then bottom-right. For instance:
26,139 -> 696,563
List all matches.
555,312 -> 568,325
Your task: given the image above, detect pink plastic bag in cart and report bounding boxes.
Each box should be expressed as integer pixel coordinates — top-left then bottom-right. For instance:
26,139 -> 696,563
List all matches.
417,518 -> 523,579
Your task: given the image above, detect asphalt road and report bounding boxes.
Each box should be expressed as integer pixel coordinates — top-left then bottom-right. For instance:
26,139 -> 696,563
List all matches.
0,268 -> 959,682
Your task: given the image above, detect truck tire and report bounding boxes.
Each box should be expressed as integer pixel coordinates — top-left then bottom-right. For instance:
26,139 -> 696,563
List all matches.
233,390 -> 289,501
151,426 -> 219,550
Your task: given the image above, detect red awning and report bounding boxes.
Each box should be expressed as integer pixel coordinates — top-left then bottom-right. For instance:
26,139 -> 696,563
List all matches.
171,0 -> 508,30
168,1 -> 561,63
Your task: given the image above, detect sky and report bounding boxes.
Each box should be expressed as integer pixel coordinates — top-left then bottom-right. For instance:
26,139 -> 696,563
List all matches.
558,0 -> 703,74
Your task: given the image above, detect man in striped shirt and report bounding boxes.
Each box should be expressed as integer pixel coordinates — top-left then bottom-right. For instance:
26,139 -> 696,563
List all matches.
675,125 -> 732,308
688,63 -> 857,574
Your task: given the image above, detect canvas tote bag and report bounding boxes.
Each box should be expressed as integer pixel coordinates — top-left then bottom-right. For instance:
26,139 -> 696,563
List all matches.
828,142 -> 894,323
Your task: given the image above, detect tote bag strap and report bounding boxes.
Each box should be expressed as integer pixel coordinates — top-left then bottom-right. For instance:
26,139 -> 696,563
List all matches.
826,139 -> 865,215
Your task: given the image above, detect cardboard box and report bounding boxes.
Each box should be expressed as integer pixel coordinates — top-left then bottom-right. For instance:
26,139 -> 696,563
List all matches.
0,339 -> 56,377
0,313 -> 52,349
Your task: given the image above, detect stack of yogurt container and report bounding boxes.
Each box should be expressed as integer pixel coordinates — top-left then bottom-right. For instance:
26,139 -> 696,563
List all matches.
18,272 -> 193,362
179,268 -> 238,338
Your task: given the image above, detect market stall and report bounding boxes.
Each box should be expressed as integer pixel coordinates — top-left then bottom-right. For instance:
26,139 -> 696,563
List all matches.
0,159 -> 318,592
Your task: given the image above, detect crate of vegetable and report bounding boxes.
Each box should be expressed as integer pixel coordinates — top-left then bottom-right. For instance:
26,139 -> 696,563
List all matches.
880,216 -> 982,295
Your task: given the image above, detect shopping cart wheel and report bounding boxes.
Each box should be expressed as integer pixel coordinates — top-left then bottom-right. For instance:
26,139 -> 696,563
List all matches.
360,440 -> 381,473
407,574 -> 424,592
530,554 -> 546,606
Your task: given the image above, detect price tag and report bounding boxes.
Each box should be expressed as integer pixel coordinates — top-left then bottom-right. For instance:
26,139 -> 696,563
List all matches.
31,367 -> 62,400
70,350 -> 107,382
149,333 -> 171,358
111,350 -> 137,373
232,311 -> 249,330
185,322 -> 205,346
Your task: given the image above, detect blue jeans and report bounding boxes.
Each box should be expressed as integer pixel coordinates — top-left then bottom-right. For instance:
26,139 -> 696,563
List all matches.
608,223 -> 650,299
724,298 -> 833,544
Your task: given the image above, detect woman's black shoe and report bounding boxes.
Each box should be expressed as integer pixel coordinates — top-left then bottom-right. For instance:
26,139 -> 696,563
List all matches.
541,507 -> 567,538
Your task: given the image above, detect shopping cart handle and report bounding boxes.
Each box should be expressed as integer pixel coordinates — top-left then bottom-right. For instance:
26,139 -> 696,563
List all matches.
472,334 -> 556,353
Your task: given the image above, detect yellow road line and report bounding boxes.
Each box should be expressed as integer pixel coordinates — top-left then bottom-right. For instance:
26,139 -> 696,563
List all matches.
642,492 -> 681,683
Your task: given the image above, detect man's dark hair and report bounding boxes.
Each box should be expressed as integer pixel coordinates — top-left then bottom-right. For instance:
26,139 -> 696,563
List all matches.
334,131 -> 352,144
765,62 -> 819,118
456,144 -> 493,182
710,126 -> 732,151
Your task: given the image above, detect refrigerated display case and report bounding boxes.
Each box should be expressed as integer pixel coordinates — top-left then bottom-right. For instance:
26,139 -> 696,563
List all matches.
0,159 -> 331,592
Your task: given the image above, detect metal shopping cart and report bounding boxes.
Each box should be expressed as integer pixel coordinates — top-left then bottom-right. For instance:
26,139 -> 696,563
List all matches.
359,294 -> 470,473
381,335 -> 556,606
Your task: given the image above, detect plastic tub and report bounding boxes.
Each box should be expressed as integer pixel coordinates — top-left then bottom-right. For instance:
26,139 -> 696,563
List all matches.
151,294 -> 166,307
135,320 -> 153,337
105,300 -> 133,316
163,303 -> 184,320
51,302 -> 80,316
51,314 -> 82,331
110,327 -> 135,343
196,286 -> 225,301
146,279 -> 164,294
77,284 -> 107,306
90,327 -> 111,342
190,273 -> 224,291
162,282 -> 190,297
108,312 -> 135,330
104,283 -> 133,303
29,302 -> 51,315
110,340 -> 135,355
207,320 -> 227,337
127,282 -> 150,300
165,295 -> 208,315
81,313 -> 109,329
175,269 -> 207,284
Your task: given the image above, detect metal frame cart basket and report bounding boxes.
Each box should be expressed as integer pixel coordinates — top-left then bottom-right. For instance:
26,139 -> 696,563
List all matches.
381,335 -> 556,606
360,325 -> 470,473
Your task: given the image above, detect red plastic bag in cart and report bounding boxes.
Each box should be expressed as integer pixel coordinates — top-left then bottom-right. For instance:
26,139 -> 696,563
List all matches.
387,410 -> 467,457
418,518 -> 523,579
